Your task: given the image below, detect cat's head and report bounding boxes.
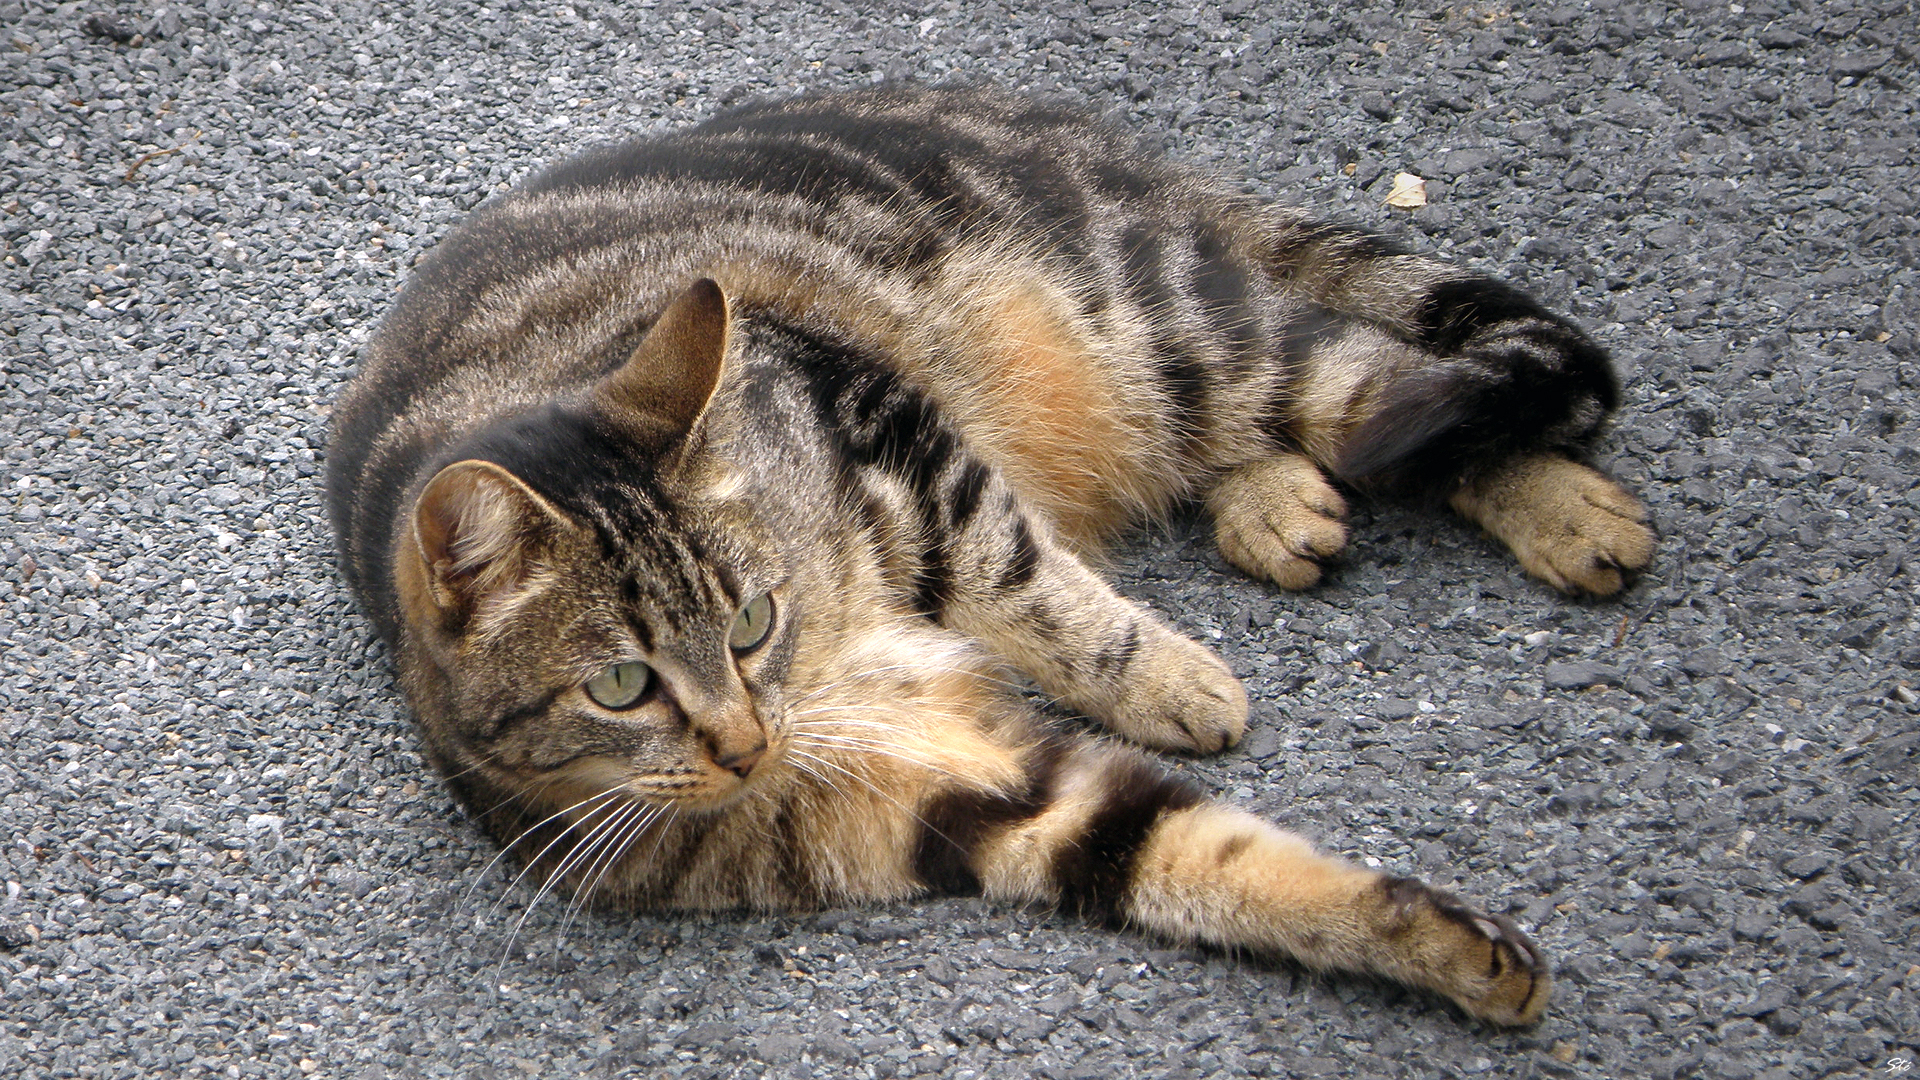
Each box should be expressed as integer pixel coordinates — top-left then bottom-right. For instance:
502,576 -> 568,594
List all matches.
391,280 -> 794,823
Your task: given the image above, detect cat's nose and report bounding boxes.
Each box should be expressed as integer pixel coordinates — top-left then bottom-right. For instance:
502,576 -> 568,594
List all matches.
715,743 -> 766,778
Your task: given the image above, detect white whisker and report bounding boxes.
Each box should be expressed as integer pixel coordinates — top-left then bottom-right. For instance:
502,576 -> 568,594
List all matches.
790,732 -> 966,781
484,788 -> 630,923
498,797 -> 637,973
784,748 -> 946,843
556,799 -> 658,948
458,776 -> 582,902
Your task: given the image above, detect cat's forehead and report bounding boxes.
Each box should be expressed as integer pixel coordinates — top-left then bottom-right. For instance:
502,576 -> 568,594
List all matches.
610,521 -> 736,618
455,401 -> 761,599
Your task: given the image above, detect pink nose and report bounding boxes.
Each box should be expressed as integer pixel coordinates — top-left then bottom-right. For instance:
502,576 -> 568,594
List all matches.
715,744 -> 766,778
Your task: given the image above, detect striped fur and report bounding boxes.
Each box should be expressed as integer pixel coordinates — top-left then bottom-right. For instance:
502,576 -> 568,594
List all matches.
324,84 -> 1654,1027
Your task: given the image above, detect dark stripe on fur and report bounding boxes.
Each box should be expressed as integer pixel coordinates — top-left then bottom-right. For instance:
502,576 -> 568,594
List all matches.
946,459 -> 991,532
1001,517 -> 1040,590
1411,278 -> 1551,354
629,815 -> 720,906
1191,226 -> 1263,368
1263,218 -> 1408,280
910,538 -> 953,616
1053,756 -> 1203,924
488,690 -> 561,739
1089,623 -> 1141,678
1336,278 -> 1619,495
1118,223 -> 1209,433
1259,306 -> 1346,449
772,320 -> 982,615
912,736 -> 1070,896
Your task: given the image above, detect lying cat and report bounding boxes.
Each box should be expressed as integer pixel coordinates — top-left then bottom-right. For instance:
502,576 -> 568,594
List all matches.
326,83 -> 1654,1027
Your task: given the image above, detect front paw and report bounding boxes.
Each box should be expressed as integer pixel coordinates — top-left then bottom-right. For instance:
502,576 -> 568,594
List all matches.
1091,626 -> 1248,754
1378,875 -> 1552,1026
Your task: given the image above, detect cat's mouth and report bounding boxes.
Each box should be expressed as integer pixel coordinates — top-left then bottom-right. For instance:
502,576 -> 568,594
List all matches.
617,737 -> 790,810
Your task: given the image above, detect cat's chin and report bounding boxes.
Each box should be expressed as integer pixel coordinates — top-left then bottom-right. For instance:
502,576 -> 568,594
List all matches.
641,781 -> 759,815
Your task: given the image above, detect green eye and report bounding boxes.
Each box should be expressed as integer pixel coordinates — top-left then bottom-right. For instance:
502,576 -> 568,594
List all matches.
729,593 -> 774,652
584,661 -> 652,709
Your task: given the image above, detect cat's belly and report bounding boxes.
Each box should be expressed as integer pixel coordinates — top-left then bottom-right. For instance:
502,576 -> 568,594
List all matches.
914,270 -> 1186,549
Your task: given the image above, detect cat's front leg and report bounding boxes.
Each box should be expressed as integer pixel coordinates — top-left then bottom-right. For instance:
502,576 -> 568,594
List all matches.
830,363 -> 1245,753
883,457 -> 1244,753
929,472 -> 1248,753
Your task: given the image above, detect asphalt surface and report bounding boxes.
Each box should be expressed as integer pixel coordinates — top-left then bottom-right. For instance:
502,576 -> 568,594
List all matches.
3,1 -> 1917,1077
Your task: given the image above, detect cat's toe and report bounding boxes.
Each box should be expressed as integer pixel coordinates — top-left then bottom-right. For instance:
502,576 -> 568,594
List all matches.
1452,456 -> 1655,598
1208,456 -> 1349,590
1378,875 -> 1552,1026
1526,479 -> 1655,596
1101,630 -> 1248,754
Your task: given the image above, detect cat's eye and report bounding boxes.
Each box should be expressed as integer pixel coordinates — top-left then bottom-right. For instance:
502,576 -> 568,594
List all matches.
729,593 -> 775,652
584,661 -> 652,709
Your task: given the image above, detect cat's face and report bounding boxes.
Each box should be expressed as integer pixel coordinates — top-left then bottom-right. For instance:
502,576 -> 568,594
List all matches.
393,280 -> 798,816
416,466 -> 794,810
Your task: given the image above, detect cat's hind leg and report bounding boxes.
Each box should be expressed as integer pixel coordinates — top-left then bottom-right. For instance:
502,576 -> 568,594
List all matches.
926,740 -> 1552,1025
1206,452 -> 1349,590
1243,214 -> 1656,594
1449,453 -> 1654,596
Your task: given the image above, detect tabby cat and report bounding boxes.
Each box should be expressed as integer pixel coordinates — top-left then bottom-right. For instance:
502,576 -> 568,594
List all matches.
326,84 -> 1655,1027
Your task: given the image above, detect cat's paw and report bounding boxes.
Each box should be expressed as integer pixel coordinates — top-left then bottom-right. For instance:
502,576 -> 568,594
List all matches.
1099,627 -> 1248,754
1378,875 -> 1552,1027
1207,455 -> 1348,590
1450,455 -> 1654,597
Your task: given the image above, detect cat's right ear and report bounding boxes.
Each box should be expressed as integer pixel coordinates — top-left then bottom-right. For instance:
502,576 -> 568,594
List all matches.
407,459 -> 570,624
593,278 -> 731,446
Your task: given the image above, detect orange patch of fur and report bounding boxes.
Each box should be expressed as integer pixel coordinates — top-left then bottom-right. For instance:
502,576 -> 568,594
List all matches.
955,283 -> 1144,546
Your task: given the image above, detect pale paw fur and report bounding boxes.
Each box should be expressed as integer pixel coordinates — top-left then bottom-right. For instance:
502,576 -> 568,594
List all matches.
1379,876 -> 1552,1027
1207,455 -> 1349,590
1086,625 -> 1248,754
1450,454 -> 1655,597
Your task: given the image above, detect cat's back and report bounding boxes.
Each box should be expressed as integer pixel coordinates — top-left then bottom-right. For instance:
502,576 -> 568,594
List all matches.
330,84 -> 1255,602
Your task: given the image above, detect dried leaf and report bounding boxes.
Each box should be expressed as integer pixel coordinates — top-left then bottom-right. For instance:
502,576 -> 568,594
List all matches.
1384,171 -> 1427,208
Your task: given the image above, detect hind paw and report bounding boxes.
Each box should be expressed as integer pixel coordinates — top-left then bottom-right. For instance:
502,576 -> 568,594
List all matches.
1378,875 -> 1552,1027
1451,455 -> 1654,597
1207,455 -> 1349,590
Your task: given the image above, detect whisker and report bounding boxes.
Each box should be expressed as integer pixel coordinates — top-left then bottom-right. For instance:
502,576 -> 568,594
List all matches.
498,797 -> 636,972
790,732 -> 967,781
555,799 -> 655,948
633,804 -> 685,894
564,799 -> 669,929
458,777 -> 590,908
483,788 -> 628,922
784,748 -> 948,844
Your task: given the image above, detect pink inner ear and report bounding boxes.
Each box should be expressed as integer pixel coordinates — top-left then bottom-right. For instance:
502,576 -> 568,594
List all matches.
413,461 -> 553,610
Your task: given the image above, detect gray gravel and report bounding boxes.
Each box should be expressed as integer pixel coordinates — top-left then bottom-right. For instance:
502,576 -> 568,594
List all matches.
4,1 -> 1917,1077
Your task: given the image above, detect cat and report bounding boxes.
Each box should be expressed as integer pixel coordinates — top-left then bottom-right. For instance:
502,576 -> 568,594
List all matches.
325,83 -> 1655,1027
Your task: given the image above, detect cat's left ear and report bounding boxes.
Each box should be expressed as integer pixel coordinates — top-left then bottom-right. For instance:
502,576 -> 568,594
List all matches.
593,278 -> 730,447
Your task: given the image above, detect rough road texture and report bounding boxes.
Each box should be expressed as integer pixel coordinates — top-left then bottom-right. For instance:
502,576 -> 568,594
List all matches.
3,1 -> 1916,1078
